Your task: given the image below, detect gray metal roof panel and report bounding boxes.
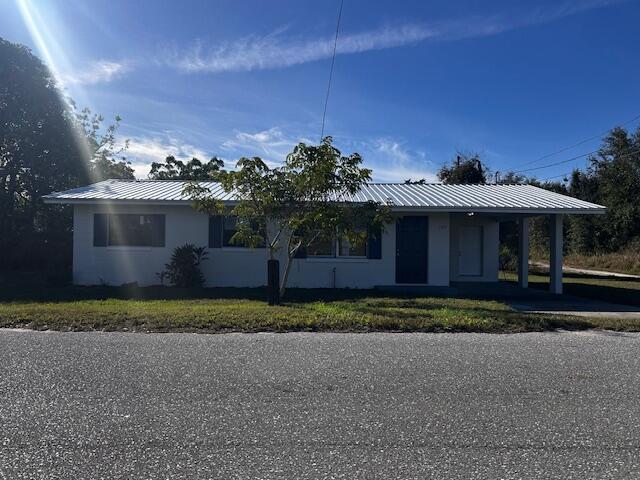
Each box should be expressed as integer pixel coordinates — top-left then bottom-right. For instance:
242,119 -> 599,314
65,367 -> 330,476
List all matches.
42,179 -> 606,213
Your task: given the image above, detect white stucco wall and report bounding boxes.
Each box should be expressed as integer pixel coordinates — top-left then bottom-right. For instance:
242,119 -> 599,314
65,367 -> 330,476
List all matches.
72,205 -> 498,288
427,213 -> 451,286
73,204 -> 268,287
448,214 -> 499,282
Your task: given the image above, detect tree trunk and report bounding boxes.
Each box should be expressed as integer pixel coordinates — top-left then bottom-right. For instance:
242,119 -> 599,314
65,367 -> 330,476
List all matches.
279,254 -> 295,298
267,259 -> 280,305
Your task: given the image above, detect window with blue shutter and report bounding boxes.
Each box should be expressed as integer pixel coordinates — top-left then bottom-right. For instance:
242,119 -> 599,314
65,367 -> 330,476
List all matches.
93,214 -> 108,246
94,214 -> 165,247
209,216 -> 222,248
367,225 -> 382,259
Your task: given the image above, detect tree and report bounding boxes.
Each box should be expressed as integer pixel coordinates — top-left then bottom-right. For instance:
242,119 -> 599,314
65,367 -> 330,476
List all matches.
499,171 -> 530,184
149,155 -> 224,180
438,153 -> 488,184
185,137 -> 390,302
404,178 -> 428,184
565,127 -> 640,253
0,37 -> 131,271
0,37 -> 82,270
76,107 -> 134,181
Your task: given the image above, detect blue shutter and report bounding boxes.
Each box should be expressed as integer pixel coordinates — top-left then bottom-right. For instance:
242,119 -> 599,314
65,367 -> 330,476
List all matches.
367,225 -> 382,259
151,215 -> 165,247
209,216 -> 222,248
93,214 -> 108,247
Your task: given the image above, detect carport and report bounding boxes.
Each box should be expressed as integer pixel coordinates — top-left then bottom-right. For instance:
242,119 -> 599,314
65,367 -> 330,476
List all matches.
515,214 -> 564,293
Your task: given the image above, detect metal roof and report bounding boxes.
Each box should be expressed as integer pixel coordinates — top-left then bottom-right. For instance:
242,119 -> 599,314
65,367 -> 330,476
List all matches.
43,179 -> 606,214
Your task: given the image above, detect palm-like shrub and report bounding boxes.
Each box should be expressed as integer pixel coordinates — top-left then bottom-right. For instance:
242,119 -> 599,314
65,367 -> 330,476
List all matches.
162,244 -> 208,288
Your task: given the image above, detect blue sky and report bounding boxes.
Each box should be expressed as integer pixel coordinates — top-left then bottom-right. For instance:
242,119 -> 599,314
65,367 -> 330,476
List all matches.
3,0 -> 640,181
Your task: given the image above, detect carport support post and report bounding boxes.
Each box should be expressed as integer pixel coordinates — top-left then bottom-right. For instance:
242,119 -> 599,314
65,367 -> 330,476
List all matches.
549,214 -> 563,295
517,217 -> 529,289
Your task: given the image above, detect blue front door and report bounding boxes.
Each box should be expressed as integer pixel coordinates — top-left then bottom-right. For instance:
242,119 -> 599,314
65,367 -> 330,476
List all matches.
395,216 -> 429,284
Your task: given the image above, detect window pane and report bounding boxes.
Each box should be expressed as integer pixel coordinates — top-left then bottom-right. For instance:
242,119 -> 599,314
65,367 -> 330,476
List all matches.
338,237 -> 366,257
222,216 -> 237,246
108,214 -> 156,246
308,235 -> 334,256
221,215 -> 264,248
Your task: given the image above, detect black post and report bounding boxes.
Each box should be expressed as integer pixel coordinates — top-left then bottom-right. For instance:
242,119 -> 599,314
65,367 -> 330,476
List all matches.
267,259 -> 280,305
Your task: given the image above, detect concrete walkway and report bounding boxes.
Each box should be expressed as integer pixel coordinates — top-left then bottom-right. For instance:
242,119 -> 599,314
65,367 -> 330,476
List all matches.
530,261 -> 640,279
508,296 -> 640,319
450,281 -> 640,319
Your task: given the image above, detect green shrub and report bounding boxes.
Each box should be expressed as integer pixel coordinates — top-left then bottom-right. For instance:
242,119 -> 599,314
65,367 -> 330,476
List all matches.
161,244 -> 208,288
499,244 -> 517,272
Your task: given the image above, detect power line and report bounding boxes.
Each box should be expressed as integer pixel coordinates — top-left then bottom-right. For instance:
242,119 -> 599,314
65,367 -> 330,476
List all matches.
514,112 -> 640,168
320,0 -> 344,143
512,150 -> 594,174
512,146 -> 640,175
539,172 -> 572,182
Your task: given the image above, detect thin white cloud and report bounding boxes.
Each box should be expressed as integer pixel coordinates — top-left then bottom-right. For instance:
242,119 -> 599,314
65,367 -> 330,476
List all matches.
221,130 -> 438,182
62,60 -> 130,85
365,139 -> 437,183
168,24 -> 434,73
165,0 -> 624,74
221,127 -> 311,166
123,135 -> 211,178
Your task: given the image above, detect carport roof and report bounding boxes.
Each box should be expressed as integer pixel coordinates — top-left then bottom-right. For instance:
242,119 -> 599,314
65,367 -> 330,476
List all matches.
43,179 -> 606,214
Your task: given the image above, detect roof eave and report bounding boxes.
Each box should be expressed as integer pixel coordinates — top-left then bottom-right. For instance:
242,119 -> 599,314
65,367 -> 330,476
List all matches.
42,197 -> 606,214
42,197 -> 201,206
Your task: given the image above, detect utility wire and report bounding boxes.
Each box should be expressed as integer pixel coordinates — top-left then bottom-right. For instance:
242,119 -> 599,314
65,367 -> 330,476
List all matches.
320,0 -> 344,142
512,146 -> 640,175
512,151 -> 594,174
539,172 -> 572,182
514,112 -> 640,168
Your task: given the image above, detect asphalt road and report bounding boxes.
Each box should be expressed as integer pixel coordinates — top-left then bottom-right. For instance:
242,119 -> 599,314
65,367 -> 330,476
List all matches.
1,330 -> 640,479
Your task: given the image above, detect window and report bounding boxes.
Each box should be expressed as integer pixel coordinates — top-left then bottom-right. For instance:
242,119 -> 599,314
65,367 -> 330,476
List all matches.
217,215 -> 265,248
94,214 -> 165,247
222,216 -> 238,247
338,237 -> 367,257
308,235 -> 335,257
308,231 -> 367,258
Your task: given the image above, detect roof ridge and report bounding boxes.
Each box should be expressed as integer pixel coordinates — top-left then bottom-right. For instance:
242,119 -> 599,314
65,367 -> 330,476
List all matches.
108,179 -> 531,186
106,178 -> 219,182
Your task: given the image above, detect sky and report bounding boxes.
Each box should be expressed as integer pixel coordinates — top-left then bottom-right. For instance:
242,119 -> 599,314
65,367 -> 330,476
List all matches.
2,0 -> 640,182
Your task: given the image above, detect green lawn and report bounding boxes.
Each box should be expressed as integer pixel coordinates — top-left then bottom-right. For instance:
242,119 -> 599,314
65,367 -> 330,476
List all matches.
0,285 -> 638,334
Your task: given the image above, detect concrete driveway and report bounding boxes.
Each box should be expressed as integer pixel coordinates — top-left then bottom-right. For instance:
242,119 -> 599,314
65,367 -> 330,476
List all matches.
1,330 -> 640,479
508,295 -> 640,319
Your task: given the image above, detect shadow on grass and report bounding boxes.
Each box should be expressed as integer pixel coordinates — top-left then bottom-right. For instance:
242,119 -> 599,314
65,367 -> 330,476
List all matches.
0,285 -> 396,304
